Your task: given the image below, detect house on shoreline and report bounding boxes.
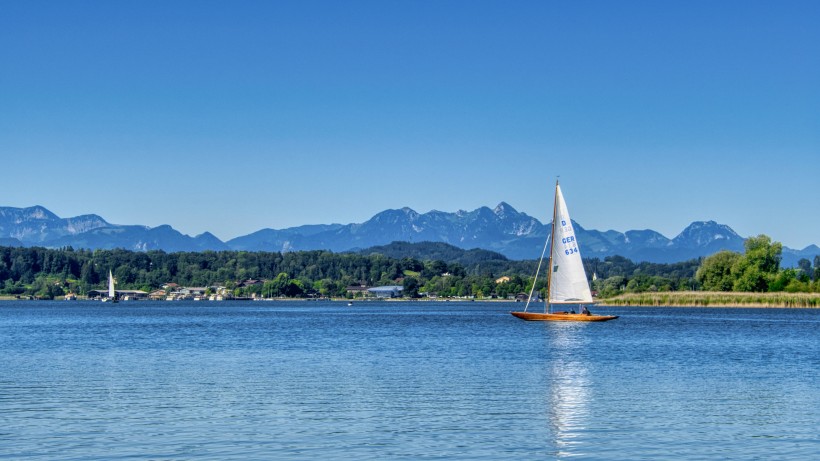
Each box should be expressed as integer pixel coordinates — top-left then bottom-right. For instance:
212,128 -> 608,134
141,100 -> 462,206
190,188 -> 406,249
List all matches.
368,285 -> 404,298
346,284 -> 405,298
86,289 -> 149,300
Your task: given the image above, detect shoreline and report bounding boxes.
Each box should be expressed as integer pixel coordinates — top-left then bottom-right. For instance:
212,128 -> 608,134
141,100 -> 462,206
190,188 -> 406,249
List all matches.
599,291 -> 820,308
2,292 -> 820,308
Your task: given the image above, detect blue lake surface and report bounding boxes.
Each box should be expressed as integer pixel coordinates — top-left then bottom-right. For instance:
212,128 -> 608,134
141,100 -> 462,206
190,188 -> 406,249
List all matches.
1,301 -> 818,460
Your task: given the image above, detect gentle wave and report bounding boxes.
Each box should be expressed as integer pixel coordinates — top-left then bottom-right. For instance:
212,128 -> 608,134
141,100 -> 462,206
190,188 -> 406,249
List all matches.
1,302 -> 818,460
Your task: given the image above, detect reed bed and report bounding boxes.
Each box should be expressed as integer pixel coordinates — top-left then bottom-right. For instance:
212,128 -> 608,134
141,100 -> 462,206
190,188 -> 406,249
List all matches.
601,291 -> 820,308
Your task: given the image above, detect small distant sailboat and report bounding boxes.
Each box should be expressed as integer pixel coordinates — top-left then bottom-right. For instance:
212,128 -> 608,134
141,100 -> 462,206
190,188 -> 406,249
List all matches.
103,270 -> 118,303
511,180 -> 617,322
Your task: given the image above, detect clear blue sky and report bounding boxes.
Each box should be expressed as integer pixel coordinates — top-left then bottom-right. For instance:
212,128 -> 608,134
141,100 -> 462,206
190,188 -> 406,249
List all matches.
2,1 -> 818,248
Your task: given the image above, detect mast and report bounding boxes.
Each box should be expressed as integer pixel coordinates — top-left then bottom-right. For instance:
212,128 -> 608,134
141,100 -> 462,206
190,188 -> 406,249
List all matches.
545,179 -> 559,314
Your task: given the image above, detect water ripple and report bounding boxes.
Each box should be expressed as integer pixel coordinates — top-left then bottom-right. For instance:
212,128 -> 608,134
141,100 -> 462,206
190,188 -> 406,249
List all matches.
1,302 -> 818,459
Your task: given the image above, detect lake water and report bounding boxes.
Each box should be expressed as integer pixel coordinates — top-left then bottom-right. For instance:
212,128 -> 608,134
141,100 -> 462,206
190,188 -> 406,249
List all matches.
1,301 -> 817,460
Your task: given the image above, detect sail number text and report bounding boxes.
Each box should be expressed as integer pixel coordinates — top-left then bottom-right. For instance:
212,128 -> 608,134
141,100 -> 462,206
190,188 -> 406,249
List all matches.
562,235 -> 579,255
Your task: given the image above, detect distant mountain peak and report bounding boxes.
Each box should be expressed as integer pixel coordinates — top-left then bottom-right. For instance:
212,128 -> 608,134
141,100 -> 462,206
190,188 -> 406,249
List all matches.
673,220 -> 743,248
493,201 -> 517,217
1,204 -> 816,267
63,214 -> 109,234
372,207 -> 420,223
193,231 -> 226,249
26,205 -> 59,220
0,205 -> 60,222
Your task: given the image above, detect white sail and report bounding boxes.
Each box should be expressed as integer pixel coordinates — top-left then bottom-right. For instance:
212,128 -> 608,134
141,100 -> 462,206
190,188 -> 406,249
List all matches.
108,270 -> 115,299
549,185 -> 593,304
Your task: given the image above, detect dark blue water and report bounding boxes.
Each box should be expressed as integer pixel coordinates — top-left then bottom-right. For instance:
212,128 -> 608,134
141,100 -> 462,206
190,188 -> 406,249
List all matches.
1,301 -> 817,460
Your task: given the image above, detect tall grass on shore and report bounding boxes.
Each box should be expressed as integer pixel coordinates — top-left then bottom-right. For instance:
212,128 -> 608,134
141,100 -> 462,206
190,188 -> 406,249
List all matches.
601,291 -> 820,308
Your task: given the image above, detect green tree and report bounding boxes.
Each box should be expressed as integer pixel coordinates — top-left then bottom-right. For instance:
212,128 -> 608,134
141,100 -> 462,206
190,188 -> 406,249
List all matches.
594,275 -> 626,298
696,250 -> 742,291
797,258 -> 812,279
732,235 -> 781,292
78,261 -> 97,292
265,272 -> 291,297
769,268 -> 797,292
403,277 -> 420,298
283,279 -> 305,297
814,255 -> 820,281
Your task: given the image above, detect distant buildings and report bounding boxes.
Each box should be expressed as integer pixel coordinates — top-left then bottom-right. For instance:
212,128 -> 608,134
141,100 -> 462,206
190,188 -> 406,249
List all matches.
367,285 -> 404,298
346,284 -> 405,298
86,289 -> 149,300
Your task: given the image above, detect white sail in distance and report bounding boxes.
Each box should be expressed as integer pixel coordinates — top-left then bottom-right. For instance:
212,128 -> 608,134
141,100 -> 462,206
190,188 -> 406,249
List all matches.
549,185 -> 594,304
108,270 -> 116,299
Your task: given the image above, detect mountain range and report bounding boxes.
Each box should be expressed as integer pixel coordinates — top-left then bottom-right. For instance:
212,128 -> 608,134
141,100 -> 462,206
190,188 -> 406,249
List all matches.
1,204 -> 817,266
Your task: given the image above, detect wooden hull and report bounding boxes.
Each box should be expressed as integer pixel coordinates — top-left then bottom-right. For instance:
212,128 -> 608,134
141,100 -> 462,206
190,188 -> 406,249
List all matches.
511,311 -> 618,322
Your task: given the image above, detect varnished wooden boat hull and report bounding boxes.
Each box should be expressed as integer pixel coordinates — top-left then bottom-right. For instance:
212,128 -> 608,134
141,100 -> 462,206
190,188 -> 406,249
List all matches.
511,311 -> 618,322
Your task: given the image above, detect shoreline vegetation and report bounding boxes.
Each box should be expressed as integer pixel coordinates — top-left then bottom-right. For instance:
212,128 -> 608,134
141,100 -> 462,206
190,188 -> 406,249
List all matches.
1,236 -> 818,307
600,291 -> 820,308
2,292 -> 819,308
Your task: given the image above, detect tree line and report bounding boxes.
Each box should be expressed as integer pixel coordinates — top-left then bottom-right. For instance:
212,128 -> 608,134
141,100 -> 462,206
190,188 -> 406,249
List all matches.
695,235 -> 820,293
0,235 -> 817,300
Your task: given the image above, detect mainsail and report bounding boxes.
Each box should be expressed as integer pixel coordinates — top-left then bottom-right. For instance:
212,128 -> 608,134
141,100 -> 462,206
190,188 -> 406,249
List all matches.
108,270 -> 116,299
548,185 -> 593,304
510,181 -> 617,321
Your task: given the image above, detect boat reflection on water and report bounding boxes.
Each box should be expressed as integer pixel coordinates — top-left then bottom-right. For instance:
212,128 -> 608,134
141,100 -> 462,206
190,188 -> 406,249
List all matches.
544,323 -> 592,458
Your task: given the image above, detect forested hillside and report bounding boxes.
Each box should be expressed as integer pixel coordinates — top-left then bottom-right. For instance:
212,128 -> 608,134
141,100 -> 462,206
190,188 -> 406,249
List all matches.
1,236 -> 817,300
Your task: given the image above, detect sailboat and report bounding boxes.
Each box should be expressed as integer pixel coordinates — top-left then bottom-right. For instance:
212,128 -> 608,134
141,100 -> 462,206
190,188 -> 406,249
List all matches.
103,269 -> 118,303
511,181 -> 617,322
